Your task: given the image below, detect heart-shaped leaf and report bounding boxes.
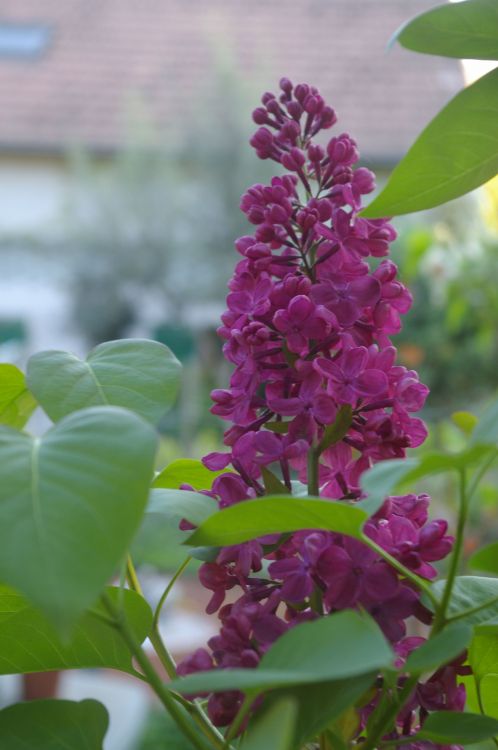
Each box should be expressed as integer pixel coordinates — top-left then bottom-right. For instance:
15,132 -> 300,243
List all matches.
0,406 -> 157,631
185,495 -> 369,548
0,364 -> 37,429
361,68 -> 498,217
169,610 -> 392,695
0,698 -> 108,750
394,0 -> 498,61
0,586 -> 151,676
27,338 -> 181,425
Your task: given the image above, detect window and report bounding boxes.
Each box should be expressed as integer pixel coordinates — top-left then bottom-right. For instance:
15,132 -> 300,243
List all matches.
0,23 -> 51,59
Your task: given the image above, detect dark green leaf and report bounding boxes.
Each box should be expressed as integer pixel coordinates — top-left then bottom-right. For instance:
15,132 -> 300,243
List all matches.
318,405 -> 352,453
27,338 -> 181,425
261,466 -> 288,494
433,577 -> 498,625
0,406 -> 157,631
0,586 -> 152,676
395,0 -> 498,60
470,543 -> 498,576
265,421 -> 291,434
153,458 -> 227,490
361,68 -> 498,217
0,698 -> 108,750
240,698 -> 296,750
405,623 -> 472,674
0,364 -> 37,429
415,711 -> 498,744
169,611 -> 392,695
186,495 -> 368,547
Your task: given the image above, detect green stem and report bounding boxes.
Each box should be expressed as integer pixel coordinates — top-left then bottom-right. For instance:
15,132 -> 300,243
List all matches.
126,556 -> 178,680
126,556 -> 226,750
432,468 -> 468,633
361,535 -> 439,608
467,448 -> 498,501
101,591 -> 213,750
307,446 -> 320,496
153,557 -> 192,630
225,694 -> 254,743
362,676 -> 418,750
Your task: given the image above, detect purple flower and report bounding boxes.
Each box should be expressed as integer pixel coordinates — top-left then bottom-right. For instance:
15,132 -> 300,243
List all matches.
315,346 -> 388,403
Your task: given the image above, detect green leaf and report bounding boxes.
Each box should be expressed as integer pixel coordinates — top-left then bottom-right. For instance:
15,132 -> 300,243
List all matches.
360,68 -> 498,217
27,338 -> 181,425
169,610 -> 392,695
270,675 -> 374,749
261,466 -> 288,494
185,495 -> 369,547
395,0 -> 498,61
147,488 -> 217,526
472,398 -> 498,447
0,698 -> 109,750
433,577 -> 498,625
405,623 -> 472,674
415,710 -> 498,744
240,698 -> 296,750
470,543 -> 498,576
318,405 -> 353,453
153,458 -> 227,490
0,406 -> 157,631
0,364 -> 37,429
0,586 -> 152,676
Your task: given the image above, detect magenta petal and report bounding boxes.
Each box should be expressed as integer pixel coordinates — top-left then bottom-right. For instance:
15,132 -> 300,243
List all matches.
362,562 -> 399,602
314,357 -> 342,381
288,294 -> 314,323
350,275 -> 381,306
281,573 -> 314,602
355,369 -> 388,396
312,394 -> 337,424
267,396 -> 303,416
342,347 -> 368,377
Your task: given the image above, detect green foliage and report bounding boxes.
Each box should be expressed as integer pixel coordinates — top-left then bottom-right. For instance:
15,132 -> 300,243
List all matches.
0,363 -> 37,429
0,586 -> 151,675
470,543 -> 498,575
27,339 -> 181,425
404,623 -> 472,674
0,699 -> 108,750
0,406 -> 157,631
186,495 -> 369,547
170,610 -> 391,695
433,577 -> 498,625
395,0 -> 498,60
153,458 -> 226,490
414,711 -> 498,744
240,698 -> 296,750
361,68 -> 498,216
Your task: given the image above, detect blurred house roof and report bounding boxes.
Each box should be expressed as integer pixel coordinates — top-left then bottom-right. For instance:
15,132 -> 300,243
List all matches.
0,0 -> 463,163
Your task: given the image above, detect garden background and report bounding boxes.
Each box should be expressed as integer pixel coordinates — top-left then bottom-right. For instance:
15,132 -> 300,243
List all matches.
0,1 -> 497,748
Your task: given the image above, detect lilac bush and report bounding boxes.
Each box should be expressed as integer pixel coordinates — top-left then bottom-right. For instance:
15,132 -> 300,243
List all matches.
177,80 -> 459,743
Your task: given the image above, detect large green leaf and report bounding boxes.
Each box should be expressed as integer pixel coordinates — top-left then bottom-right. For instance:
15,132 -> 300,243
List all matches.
395,0 -> 498,61
169,610 -> 392,695
186,495 -> 368,547
414,711 -> 498,744
481,674 -> 498,720
0,406 -> 157,631
433,577 -> 498,625
361,68 -> 498,217
153,458 -> 227,490
472,398 -> 498,447
0,698 -> 108,750
240,698 -> 296,750
405,623 -> 472,675
0,363 -> 37,429
27,338 -> 181,425
0,586 -> 151,676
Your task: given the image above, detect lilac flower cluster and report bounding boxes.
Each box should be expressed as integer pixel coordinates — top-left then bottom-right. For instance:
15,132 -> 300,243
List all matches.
177,80 -> 460,744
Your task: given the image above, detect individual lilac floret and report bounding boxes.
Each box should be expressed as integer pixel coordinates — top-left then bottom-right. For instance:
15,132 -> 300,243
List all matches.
177,78 -> 456,742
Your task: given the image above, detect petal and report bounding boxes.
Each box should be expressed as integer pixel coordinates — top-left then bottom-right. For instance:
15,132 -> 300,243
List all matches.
355,369 -> 388,397
342,347 -> 368,377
